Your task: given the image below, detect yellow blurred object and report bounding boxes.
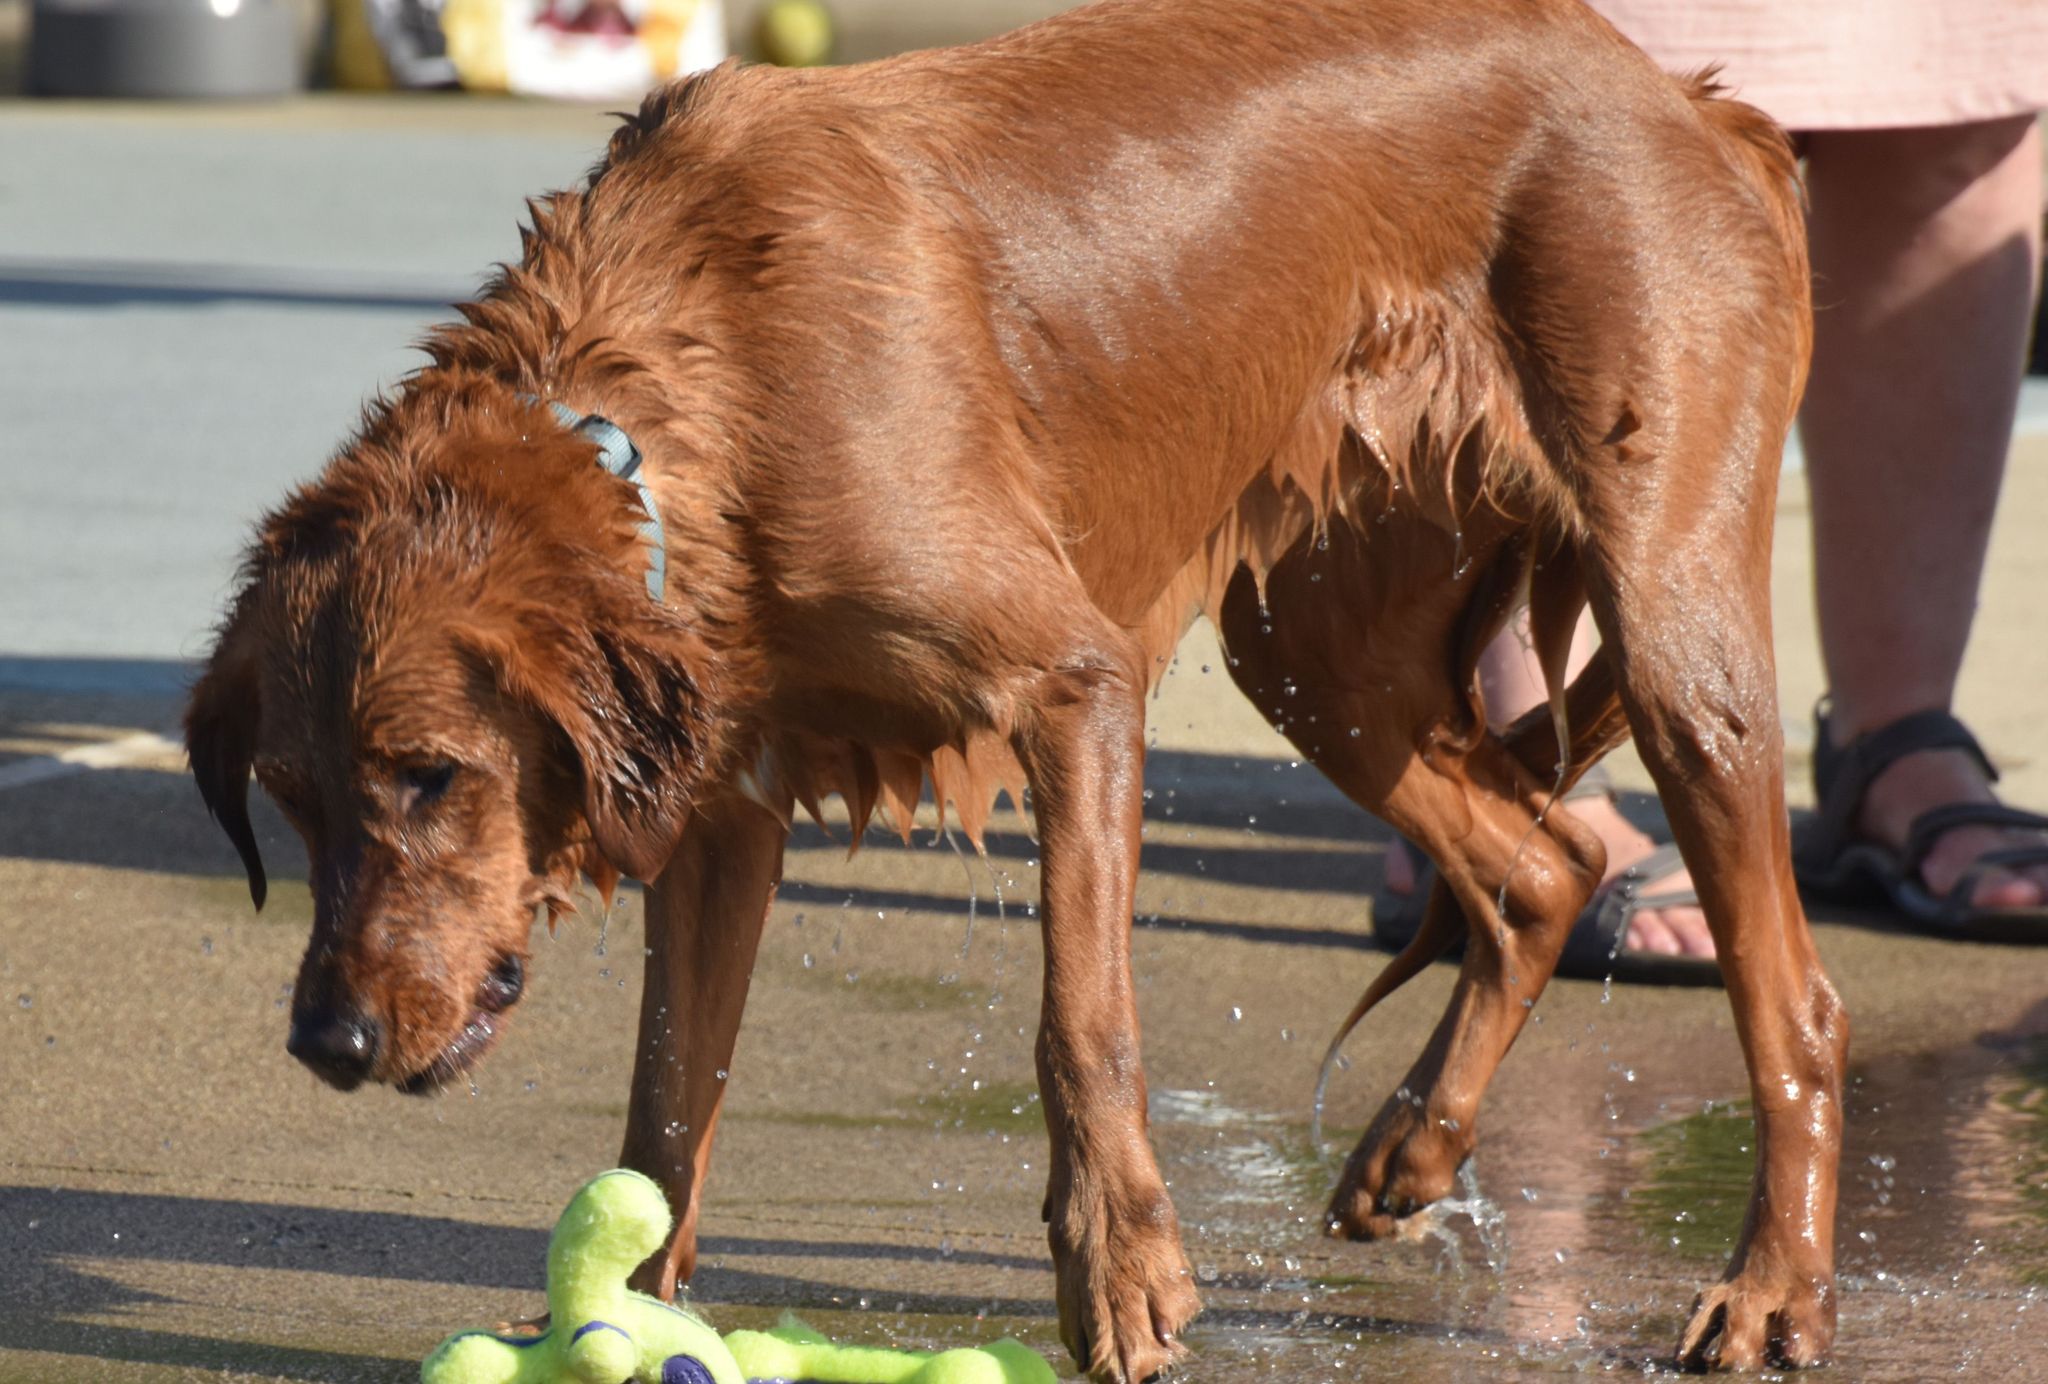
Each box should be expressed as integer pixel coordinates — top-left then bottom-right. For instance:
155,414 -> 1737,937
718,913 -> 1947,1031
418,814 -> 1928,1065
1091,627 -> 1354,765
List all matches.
640,0 -> 702,81
438,0 -> 507,92
755,0 -> 833,67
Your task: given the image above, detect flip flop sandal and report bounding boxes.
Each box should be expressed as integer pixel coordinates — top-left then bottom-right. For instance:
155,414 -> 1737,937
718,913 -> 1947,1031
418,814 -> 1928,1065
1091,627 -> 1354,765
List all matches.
1794,703 -> 2048,943
1557,841 -> 1721,986
1373,772 -> 1723,987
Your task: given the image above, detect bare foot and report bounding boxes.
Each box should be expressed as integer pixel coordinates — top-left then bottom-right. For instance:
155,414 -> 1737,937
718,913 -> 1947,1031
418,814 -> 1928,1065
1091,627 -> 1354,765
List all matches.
1850,744 -> 2048,910
1384,796 -> 1715,958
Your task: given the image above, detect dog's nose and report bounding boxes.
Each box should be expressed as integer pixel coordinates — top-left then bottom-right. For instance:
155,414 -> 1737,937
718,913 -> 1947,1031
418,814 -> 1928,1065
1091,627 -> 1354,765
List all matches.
286,1009 -> 380,1090
479,953 -> 524,1012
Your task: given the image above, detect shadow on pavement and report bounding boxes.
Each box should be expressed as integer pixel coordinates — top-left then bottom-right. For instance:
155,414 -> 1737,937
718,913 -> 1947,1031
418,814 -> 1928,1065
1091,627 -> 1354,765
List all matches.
0,657 -> 198,699
6,653 -> 1906,958
5,657 -> 1906,953
0,653 -> 1399,937
0,1185 -> 1460,1379
0,1318 -> 414,1384
0,257 -> 466,313
777,878 -> 1378,952
0,1185 -> 1048,1290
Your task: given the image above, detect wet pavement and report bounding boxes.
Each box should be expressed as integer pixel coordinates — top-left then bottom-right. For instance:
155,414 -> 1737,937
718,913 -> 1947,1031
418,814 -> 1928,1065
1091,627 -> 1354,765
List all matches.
7,605 -> 2048,1382
6,74 -> 2048,1384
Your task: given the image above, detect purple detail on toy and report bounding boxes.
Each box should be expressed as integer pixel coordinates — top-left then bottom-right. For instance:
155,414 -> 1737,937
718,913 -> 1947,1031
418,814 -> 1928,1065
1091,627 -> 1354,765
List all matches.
572,1319 -> 632,1345
660,1355 -> 717,1384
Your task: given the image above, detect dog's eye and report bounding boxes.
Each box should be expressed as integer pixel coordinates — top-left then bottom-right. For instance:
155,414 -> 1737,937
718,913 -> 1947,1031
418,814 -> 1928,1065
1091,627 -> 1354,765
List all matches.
400,761 -> 458,809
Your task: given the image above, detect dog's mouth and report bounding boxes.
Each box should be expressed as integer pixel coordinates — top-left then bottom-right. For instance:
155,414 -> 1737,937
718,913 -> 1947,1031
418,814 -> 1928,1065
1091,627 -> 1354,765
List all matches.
396,952 -> 524,1097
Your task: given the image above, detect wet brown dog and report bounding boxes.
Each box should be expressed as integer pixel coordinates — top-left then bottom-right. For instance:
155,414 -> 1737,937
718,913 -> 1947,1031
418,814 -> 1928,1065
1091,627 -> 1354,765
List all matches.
186,1 -> 1843,1377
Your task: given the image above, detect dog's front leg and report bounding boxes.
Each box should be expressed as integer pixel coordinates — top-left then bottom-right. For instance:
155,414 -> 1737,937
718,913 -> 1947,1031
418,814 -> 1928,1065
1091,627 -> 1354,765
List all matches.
1016,653 -> 1201,1384
619,796 -> 788,1299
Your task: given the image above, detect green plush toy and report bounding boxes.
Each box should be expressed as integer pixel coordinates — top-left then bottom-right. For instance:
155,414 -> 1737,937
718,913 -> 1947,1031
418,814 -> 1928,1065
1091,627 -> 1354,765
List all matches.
421,1170 -> 1056,1384
726,1320 -> 1054,1384
420,1169 -> 742,1384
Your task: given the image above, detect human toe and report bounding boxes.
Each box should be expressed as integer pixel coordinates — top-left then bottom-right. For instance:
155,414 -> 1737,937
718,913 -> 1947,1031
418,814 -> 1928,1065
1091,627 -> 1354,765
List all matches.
1626,911 -> 1683,955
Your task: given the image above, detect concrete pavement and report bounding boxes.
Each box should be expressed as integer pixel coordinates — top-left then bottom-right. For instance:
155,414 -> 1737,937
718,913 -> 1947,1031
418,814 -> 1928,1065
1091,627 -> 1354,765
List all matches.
5,85 -> 2048,1384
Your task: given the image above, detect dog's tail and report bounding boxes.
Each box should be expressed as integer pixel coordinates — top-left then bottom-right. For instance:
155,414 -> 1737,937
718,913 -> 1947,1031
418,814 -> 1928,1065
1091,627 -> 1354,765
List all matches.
1312,878 -> 1461,1150
1502,553 -> 1632,794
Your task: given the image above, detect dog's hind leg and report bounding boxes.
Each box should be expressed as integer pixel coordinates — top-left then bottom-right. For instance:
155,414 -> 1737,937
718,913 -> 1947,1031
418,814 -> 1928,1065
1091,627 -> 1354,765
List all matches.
1578,429 -> 1845,1370
1217,519 -> 1609,1240
1471,103 -> 1840,1367
619,793 -> 789,1299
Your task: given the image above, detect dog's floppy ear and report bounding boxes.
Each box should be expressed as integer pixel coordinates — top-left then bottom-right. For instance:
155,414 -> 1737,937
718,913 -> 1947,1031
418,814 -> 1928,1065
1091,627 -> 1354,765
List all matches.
185,600 -> 268,910
461,581 -> 714,884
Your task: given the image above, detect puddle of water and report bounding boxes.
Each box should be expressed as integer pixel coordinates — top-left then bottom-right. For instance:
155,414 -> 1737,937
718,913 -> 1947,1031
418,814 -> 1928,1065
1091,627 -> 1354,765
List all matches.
1994,1038 -> 2048,1287
1625,1099 -> 1750,1262
1152,1089 -> 1332,1223
918,1080 -> 1043,1136
1820,1039 -> 2048,1299
1602,1032 -> 2048,1377
1624,1041 -> 2048,1287
794,965 -> 990,1014
724,1080 -> 1042,1138
1151,1086 -> 1247,1128
1132,1031 -> 2048,1377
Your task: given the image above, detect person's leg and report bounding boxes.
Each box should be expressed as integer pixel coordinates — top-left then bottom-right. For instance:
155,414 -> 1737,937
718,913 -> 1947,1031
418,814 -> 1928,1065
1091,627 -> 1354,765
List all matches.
1804,116 -> 2048,908
1382,607 -> 1715,956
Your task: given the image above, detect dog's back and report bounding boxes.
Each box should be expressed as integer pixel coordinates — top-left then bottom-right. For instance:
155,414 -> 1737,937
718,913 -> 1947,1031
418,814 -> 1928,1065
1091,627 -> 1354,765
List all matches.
479,0 -> 1802,681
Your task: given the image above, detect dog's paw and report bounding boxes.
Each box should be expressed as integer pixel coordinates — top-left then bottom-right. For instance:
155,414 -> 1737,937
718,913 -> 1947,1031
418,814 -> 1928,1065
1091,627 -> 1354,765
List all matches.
626,1231 -> 694,1301
1047,1178 -> 1201,1383
1678,1267 -> 1835,1371
1323,1090 -> 1475,1239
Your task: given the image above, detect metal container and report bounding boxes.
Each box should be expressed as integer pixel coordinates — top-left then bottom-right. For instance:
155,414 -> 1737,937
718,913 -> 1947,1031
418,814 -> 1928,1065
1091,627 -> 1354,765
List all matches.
29,0 -> 305,98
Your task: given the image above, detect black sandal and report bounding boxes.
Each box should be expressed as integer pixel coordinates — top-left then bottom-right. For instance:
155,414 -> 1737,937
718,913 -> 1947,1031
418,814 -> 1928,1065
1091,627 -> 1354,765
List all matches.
1374,767 -> 1723,987
1793,702 -> 2048,942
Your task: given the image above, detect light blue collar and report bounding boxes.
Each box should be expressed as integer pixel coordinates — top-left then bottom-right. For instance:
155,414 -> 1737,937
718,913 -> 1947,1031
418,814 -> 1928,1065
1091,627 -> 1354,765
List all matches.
544,401 -> 666,603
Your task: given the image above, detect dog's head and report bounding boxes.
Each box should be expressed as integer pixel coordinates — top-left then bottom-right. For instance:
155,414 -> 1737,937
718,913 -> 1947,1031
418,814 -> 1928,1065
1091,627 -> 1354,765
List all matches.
186,395 -> 716,1094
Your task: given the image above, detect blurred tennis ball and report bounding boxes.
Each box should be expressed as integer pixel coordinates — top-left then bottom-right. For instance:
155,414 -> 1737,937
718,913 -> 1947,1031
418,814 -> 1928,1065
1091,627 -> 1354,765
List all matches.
755,0 -> 836,67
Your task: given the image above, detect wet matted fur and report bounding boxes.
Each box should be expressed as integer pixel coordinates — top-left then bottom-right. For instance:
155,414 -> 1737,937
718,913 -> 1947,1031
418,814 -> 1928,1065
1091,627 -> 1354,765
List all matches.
188,1 -> 1841,1378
